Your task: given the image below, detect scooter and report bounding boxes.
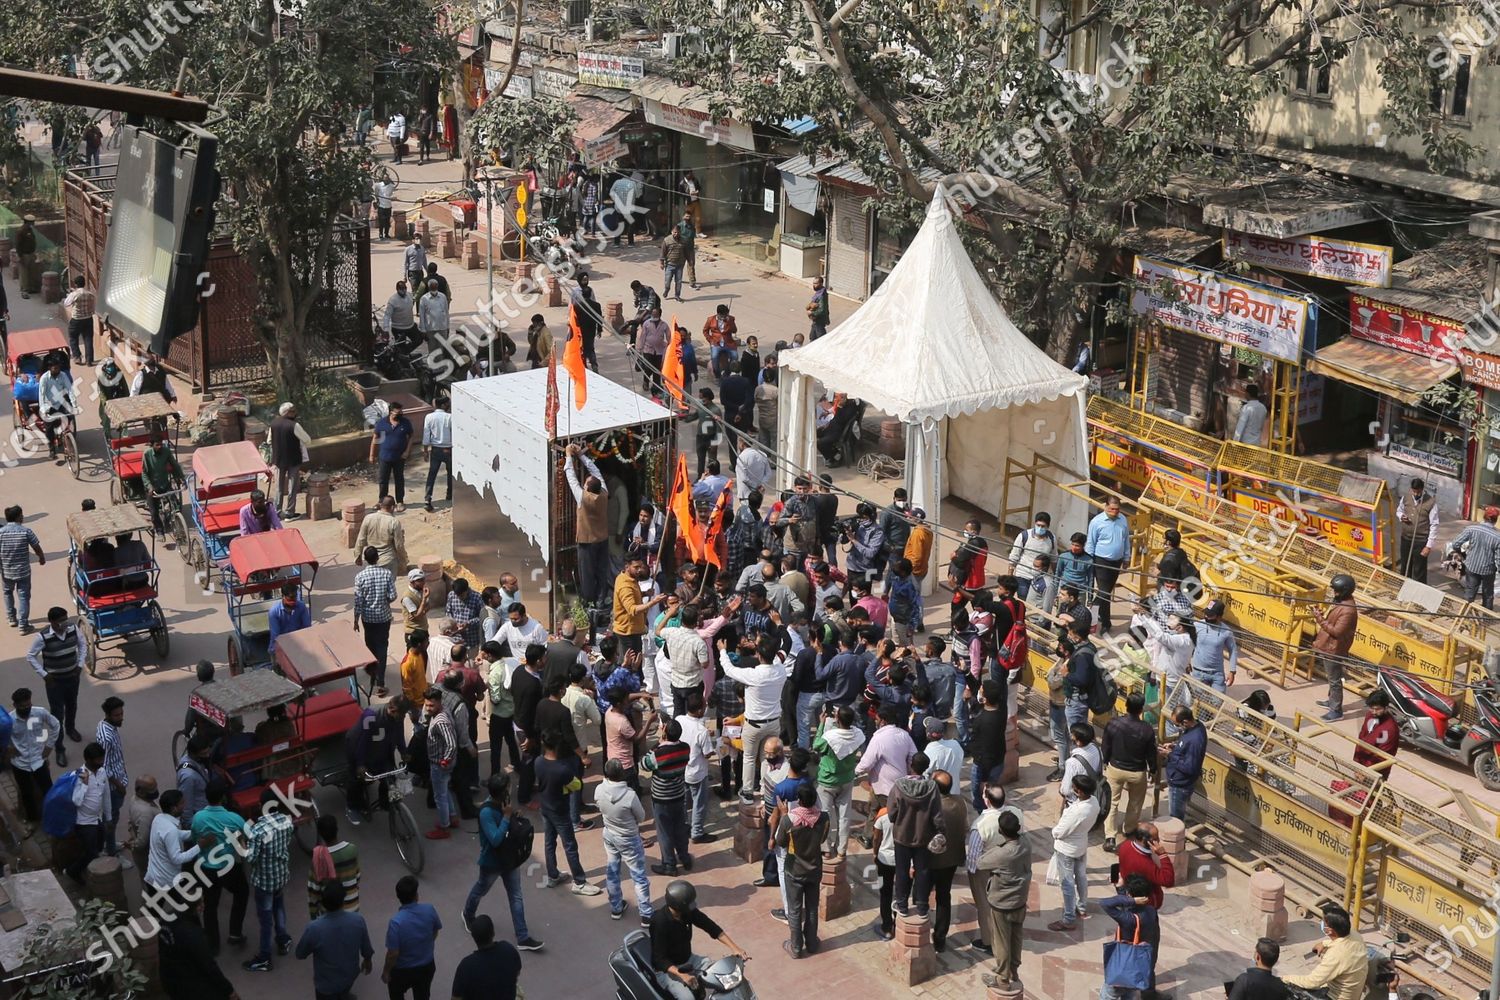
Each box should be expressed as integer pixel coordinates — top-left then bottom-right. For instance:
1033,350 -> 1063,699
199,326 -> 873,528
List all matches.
610,930 -> 755,1000
1377,666 -> 1500,790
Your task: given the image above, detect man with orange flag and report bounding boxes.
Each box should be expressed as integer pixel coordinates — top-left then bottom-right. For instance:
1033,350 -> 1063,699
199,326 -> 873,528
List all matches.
669,454 -> 703,562
661,316 -> 686,411
563,304 -> 588,410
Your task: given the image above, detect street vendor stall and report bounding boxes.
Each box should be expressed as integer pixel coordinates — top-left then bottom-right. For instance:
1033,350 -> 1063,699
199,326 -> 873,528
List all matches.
451,368 -> 676,624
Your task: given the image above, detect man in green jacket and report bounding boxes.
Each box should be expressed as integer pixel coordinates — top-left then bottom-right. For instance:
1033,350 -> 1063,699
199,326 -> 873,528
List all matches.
141,436 -> 184,532
811,704 -> 864,858
978,810 -> 1032,990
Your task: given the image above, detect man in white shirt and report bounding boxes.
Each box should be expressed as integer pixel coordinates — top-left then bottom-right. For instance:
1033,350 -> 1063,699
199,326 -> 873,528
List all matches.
491,601 -> 548,656
422,396 -> 453,512
418,284 -> 449,340
717,634 -> 789,795
676,693 -> 717,843
37,355 -> 77,459
922,718 -> 965,783
1231,384 -> 1268,446
1049,773 -> 1101,930
374,178 -> 396,240
1060,724 -> 1102,806
387,112 -> 407,164
67,742 -> 113,882
145,787 -> 202,891
733,437 -> 771,506
62,276 -> 96,365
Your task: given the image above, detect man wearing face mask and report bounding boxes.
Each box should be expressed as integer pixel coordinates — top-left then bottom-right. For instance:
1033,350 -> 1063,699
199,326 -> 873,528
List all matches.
9,686 -> 61,827
878,490 -> 914,575
383,280 -> 418,347
613,556 -> 669,657
1007,512 -> 1056,603
1283,905 -> 1367,1000
267,581 -> 311,655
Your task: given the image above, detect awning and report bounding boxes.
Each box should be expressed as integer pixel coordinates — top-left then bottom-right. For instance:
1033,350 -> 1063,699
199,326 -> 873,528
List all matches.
570,95 -> 632,143
781,116 -> 818,136
1307,336 -> 1458,405
1201,180 -> 1376,239
1119,225 -> 1218,264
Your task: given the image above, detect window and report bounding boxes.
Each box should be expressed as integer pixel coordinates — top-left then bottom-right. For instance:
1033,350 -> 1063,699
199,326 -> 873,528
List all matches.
1291,36 -> 1333,98
1430,52 -> 1472,118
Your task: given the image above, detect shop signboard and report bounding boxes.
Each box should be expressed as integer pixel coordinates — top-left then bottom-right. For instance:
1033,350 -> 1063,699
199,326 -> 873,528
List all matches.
641,97 -> 755,151
1297,373 -> 1325,424
1132,256 -> 1314,364
536,68 -> 575,99
1224,232 -> 1393,288
577,51 -> 644,89
586,133 -> 627,165
1459,349 -> 1500,391
1197,756 -> 1356,868
1228,484 -> 1382,561
1349,292 -> 1464,364
1387,440 -> 1462,478
485,68 -> 532,100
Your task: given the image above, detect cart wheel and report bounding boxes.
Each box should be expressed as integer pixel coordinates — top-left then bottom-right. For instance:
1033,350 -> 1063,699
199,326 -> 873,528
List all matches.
170,510 -> 189,551
151,604 -> 169,657
63,430 -> 79,479
109,475 -> 122,506
170,729 -> 189,769
392,802 -> 424,875
227,635 -> 242,676
186,535 -> 206,576
81,618 -> 98,677
295,796 -> 321,854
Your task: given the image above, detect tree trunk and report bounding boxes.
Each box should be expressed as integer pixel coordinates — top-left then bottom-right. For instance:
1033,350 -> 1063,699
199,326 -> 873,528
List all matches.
1041,249 -> 1110,364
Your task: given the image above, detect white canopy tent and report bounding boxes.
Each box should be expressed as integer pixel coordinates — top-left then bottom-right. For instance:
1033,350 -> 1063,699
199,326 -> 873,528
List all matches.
778,189 -> 1091,571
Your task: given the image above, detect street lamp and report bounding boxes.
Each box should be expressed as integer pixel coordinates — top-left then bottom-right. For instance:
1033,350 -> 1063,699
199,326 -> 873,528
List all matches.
475,164 -> 505,375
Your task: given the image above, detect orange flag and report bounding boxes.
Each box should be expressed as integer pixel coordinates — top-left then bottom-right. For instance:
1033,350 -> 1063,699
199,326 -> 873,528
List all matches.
702,479 -> 733,568
661,316 -> 685,408
563,303 -> 588,410
544,338 -> 560,439
669,454 -> 703,561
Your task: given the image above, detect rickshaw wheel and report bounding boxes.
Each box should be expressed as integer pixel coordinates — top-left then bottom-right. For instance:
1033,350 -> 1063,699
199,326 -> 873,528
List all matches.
392,801 -> 424,874
63,431 -> 79,479
109,476 -> 123,506
186,535 -> 206,575
294,796 -> 321,854
227,636 -> 242,676
81,619 -> 98,677
170,729 -> 189,769
170,510 -> 189,550
150,604 -> 169,657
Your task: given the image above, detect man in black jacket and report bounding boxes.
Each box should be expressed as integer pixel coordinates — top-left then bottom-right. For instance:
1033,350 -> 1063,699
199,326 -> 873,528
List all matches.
1101,691 -> 1157,852
159,897 -> 240,1000
510,643 -> 546,807
1228,937 -> 1290,1000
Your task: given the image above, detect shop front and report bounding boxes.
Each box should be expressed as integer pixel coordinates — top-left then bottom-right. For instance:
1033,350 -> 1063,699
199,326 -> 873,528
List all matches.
1460,348 -> 1500,514
773,154 -> 828,280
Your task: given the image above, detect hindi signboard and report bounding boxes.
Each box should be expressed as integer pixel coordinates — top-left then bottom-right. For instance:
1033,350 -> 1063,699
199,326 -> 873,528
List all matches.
1131,256 -> 1314,364
1224,232 -> 1393,288
1349,292 -> 1465,363
577,51 -> 644,89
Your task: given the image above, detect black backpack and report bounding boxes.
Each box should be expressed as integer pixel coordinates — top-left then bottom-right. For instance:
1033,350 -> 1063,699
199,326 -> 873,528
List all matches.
1085,652 -> 1118,716
486,803 -> 534,872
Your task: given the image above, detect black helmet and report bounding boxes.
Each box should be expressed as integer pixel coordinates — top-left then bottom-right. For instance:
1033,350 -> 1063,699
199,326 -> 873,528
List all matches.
1330,574 -> 1356,599
665,880 -> 697,912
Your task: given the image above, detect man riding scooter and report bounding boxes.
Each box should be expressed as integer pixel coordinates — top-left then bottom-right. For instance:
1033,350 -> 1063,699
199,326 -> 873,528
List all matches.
649,881 -> 750,1000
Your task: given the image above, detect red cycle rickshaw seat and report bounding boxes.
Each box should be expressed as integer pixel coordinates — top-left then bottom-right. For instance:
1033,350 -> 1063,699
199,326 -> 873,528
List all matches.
83,585 -> 158,609
113,453 -> 144,479
201,500 -> 243,535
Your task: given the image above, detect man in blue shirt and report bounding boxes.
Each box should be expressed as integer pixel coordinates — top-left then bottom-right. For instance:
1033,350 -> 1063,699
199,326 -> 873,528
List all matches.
1085,498 -> 1131,633
463,774 -> 543,951
1161,705 -> 1207,821
383,875 -> 441,998
816,631 -> 868,708
296,883 -> 373,998
692,460 -> 730,504
1190,600 -> 1238,693
369,402 -> 415,511
266,581 -> 310,655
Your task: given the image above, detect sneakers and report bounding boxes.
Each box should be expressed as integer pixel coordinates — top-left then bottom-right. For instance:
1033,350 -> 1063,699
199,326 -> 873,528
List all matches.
770,909 -> 788,923
1321,709 -> 1344,721
517,938 -> 545,952
1045,768 -> 1063,782
1103,838 -> 1117,853
276,938 -> 291,956
575,818 -> 595,831
424,502 -> 435,512
424,827 -> 451,840
641,915 -> 653,927
611,906 -> 626,920
242,957 -> 271,972
690,833 -> 717,844
876,927 -> 894,941
345,808 -> 363,826
651,864 -> 679,877
571,882 -> 603,896
544,875 -> 569,888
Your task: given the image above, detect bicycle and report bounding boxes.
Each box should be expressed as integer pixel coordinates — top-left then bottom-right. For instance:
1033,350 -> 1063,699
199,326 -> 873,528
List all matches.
357,764 -> 424,874
22,405 -> 79,478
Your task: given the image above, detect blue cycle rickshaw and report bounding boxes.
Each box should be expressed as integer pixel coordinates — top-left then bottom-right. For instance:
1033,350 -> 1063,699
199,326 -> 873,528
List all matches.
221,528 -> 319,675
179,440 -> 274,577
7,327 -> 79,477
66,504 -> 169,675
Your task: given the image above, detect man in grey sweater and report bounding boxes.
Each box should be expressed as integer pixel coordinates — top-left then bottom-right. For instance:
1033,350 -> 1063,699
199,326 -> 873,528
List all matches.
979,810 -> 1032,991
598,759 -> 654,922
886,751 -> 945,918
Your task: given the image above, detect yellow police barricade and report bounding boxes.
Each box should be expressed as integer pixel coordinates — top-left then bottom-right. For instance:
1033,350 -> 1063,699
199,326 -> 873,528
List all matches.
1160,675 -> 1380,916
1086,396 -> 1223,497
1137,474 -> 1495,706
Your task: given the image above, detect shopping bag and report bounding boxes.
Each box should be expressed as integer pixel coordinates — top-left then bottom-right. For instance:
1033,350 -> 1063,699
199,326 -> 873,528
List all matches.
1102,914 -> 1153,990
1044,853 -> 1061,886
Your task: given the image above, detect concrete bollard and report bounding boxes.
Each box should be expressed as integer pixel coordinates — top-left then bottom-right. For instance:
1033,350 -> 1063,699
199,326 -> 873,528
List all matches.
341,499 -> 367,550
392,210 -> 408,241
85,855 -> 129,912
1156,816 -> 1187,878
1000,717 -> 1021,784
439,230 -> 457,259
40,271 -> 62,304
606,301 -> 625,334
887,912 -> 937,986
733,799 -> 765,863
819,856 -> 851,920
1249,869 -> 1289,940
547,274 -> 563,307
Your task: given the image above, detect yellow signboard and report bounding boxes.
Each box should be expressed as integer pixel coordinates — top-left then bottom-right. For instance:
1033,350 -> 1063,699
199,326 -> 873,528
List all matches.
1092,440 -> 1204,497
1378,855 -> 1496,939
1228,485 -> 1384,562
1351,618 -> 1450,688
1197,756 -> 1355,868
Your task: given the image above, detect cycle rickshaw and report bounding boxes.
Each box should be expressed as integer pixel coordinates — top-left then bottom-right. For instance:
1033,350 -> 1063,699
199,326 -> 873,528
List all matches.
102,393 -> 182,510
221,528 -> 318,674
6,327 -> 78,476
65,504 -> 169,675
178,440 -> 275,575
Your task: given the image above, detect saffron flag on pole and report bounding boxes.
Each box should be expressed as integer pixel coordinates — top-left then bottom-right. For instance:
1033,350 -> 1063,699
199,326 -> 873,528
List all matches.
702,480 -> 733,569
563,303 -> 588,410
661,316 -> 685,409
668,453 -> 703,561
545,337 -> 560,439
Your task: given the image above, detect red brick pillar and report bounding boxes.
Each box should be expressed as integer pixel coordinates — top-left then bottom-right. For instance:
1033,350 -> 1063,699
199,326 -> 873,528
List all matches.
819,856 -> 850,920
733,798 -> 765,863
547,274 -> 563,307
1249,869 -> 1289,940
606,300 -> 625,334
1157,816 -> 1187,881
886,912 -> 937,986
341,500 -> 367,549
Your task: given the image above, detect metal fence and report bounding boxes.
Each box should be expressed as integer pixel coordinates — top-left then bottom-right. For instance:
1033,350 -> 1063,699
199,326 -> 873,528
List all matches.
61,167 -> 373,391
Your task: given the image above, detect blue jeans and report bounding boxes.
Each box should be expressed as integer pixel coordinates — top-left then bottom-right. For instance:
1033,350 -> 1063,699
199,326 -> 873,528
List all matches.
711,345 -> 738,379
663,264 -> 683,298
105,785 -> 125,855
655,796 -> 690,869
542,804 -> 586,883
2,574 -> 31,625
1054,850 -> 1088,923
1193,669 -> 1226,694
955,689 -> 972,745
1049,703 -> 1069,771
688,777 -> 710,838
795,692 -> 825,748
971,760 -> 1001,812
1064,695 -> 1090,729
253,887 -> 289,960
463,865 -> 529,941
1169,784 -> 1193,821
430,761 -> 453,827
1015,577 -> 1034,601
603,829 -> 654,918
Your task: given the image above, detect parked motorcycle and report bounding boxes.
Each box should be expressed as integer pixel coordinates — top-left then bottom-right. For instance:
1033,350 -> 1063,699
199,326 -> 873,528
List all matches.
610,930 -> 755,1000
1377,666 -> 1500,790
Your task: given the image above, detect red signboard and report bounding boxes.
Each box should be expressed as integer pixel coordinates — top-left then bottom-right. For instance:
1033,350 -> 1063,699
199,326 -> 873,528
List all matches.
1349,292 -> 1465,363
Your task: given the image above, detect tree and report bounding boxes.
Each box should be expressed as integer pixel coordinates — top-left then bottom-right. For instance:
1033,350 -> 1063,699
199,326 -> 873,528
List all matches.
464,94 -> 579,176
14,899 -> 147,1000
651,0 -> 1482,362
0,0 -> 457,395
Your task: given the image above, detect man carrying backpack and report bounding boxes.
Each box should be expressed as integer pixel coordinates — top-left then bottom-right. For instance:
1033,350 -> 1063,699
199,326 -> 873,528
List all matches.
462,773 -> 544,953
1061,621 -> 1108,730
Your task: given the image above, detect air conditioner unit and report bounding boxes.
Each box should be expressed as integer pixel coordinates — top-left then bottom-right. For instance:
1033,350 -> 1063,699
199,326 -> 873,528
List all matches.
562,0 -> 589,28
788,56 -> 819,76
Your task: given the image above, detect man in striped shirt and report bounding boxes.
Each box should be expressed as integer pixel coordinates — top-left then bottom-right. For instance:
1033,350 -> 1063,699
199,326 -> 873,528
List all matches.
423,688 -> 460,840
95,696 -> 130,866
0,505 -> 44,631
243,788 -> 295,973
645,718 -> 692,876
1448,506 -> 1500,610
353,547 -> 396,697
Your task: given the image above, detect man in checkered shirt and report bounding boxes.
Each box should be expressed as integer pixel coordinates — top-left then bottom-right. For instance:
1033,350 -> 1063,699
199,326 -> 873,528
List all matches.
95,696 -> 131,866
243,787 -> 295,972
446,577 -> 485,649
0,505 -> 45,632
353,546 -> 396,697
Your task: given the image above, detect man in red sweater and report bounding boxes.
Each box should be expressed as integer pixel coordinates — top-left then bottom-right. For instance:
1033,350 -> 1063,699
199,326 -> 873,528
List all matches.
1114,822 -> 1175,908
1353,690 -> 1399,769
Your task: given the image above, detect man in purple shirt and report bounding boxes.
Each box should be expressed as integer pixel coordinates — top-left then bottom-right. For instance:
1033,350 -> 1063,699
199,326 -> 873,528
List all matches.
855,702 -> 916,848
239,489 -> 283,536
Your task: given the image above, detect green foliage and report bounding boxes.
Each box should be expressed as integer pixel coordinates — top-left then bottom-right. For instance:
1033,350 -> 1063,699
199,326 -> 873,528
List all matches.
465,96 -> 579,173
15,899 -> 147,1000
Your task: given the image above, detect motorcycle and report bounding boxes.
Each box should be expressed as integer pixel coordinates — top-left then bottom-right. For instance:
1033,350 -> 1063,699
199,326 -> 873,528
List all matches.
1377,666 -> 1500,790
1284,942 -> 1435,1000
610,930 -> 755,1000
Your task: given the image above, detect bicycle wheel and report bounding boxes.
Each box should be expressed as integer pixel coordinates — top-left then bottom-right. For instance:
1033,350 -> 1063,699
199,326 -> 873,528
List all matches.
151,603 -> 170,657
63,430 -> 79,479
170,729 -> 189,770
391,801 -> 424,874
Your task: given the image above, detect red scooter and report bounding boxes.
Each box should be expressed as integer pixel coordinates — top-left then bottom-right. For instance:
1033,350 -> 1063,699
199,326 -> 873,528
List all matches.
1377,667 -> 1500,790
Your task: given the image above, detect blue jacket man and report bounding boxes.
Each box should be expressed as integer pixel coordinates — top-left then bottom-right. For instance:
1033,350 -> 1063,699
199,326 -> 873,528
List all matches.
1162,707 -> 1208,822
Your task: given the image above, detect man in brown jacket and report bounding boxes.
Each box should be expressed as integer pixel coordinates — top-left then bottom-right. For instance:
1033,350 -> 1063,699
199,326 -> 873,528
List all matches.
979,809 -> 1031,991
1313,574 -> 1359,721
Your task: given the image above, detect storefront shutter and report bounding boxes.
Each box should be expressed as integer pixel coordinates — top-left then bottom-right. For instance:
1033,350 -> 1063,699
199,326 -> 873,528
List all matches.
827,190 -> 869,300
